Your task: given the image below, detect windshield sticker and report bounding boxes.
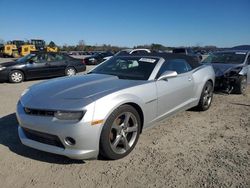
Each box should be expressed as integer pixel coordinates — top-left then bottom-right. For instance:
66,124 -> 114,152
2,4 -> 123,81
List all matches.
139,58 -> 156,63
235,52 -> 246,55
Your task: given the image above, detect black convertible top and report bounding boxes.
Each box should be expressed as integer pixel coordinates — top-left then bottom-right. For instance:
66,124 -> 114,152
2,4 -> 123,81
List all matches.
117,52 -> 201,69
151,52 -> 201,69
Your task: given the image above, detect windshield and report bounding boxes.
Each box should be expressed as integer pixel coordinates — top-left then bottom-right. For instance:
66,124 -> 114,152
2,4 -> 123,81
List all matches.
202,52 -> 246,64
16,54 -> 36,63
89,57 -> 158,80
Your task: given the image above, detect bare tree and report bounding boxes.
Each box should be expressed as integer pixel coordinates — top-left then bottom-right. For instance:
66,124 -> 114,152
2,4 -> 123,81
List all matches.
0,38 -> 4,44
77,40 -> 85,51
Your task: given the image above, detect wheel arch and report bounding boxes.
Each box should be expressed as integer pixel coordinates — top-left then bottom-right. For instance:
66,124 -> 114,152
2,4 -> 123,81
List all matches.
123,102 -> 144,133
207,79 -> 214,87
65,66 -> 77,73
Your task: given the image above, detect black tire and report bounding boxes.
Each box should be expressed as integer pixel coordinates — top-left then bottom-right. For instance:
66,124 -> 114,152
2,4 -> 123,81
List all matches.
65,67 -> 76,76
9,70 -> 24,83
196,81 -> 213,111
99,105 -> 141,160
234,76 -> 247,94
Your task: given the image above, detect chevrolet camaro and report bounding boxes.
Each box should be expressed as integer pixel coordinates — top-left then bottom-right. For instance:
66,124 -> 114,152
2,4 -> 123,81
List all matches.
16,53 -> 215,160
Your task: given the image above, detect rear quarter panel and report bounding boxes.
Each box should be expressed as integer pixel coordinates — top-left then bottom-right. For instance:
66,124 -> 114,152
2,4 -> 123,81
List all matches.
192,65 -> 215,103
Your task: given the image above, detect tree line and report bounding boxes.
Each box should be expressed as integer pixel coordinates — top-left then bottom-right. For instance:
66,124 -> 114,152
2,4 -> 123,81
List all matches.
60,40 -> 219,53
0,38 -> 221,53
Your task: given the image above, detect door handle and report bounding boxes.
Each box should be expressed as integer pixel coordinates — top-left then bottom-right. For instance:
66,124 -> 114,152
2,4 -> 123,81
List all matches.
188,77 -> 192,81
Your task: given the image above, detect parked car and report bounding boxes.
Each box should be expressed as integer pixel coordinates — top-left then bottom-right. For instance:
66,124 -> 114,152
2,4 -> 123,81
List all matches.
0,52 -> 86,83
16,53 -> 215,160
173,48 -> 202,62
115,48 -> 151,56
202,50 -> 250,94
68,51 -> 91,59
104,49 -> 152,61
84,51 -> 114,65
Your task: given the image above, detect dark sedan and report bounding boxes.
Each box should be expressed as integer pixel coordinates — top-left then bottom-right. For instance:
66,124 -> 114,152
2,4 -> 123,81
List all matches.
84,51 -> 113,65
0,52 -> 86,83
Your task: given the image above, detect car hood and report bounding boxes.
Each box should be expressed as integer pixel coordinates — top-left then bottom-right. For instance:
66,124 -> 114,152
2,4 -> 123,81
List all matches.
212,63 -> 243,77
21,74 -> 146,110
0,61 -> 22,67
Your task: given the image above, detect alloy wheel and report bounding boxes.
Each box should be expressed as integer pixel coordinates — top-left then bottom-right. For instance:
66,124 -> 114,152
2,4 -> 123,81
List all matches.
11,72 -> 23,83
241,77 -> 247,93
203,84 -> 213,108
109,112 -> 138,154
66,68 -> 76,76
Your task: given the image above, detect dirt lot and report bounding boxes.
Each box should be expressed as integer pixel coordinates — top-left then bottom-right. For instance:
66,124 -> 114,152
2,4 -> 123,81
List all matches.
0,58 -> 249,188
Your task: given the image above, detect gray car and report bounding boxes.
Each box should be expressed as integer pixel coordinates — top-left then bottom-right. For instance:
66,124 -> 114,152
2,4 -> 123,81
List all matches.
202,50 -> 250,94
16,53 -> 215,160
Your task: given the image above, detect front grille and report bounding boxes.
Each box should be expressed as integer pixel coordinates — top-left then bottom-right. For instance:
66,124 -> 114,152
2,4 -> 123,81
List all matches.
22,128 -> 65,149
24,107 -> 55,117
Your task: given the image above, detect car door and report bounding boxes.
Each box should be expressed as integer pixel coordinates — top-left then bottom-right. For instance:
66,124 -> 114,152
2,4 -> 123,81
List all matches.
46,53 -> 67,76
155,59 -> 194,119
25,53 -> 50,78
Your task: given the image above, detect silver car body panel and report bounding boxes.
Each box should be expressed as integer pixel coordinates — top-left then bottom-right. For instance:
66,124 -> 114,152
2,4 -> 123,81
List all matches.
246,52 -> 250,84
16,57 -> 215,159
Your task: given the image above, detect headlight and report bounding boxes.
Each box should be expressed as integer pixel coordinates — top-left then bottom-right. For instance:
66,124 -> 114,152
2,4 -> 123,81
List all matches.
231,67 -> 242,72
21,88 -> 30,97
224,67 -> 242,77
89,58 -> 96,62
54,110 -> 85,121
0,66 -> 6,71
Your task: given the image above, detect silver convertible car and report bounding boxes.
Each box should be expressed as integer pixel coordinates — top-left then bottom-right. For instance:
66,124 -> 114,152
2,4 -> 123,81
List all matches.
16,53 -> 215,160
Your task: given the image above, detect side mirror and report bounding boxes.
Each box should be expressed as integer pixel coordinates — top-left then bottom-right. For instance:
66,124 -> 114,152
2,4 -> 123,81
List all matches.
157,71 -> 177,81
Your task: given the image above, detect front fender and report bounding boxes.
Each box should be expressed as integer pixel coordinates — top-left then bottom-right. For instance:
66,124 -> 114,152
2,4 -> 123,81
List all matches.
193,65 -> 215,100
93,93 -> 145,125
91,93 -> 145,151
91,81 -> 157,144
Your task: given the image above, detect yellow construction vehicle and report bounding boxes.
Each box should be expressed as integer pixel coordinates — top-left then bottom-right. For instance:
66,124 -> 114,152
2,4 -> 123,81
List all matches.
0,44 -> 19,57
46,46 -> 58,52
0,39 -> 59,57
30,39 -> 58,52
19,44 -> 36,56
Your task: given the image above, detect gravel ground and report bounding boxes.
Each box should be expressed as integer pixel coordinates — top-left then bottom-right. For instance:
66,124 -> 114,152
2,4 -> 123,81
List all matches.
0,58 -> 249,188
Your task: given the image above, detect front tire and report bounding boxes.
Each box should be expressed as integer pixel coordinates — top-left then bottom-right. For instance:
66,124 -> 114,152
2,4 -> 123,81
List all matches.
9,70 -> 24,83
196,81 -> 213,111
99,105 -> 141,160
234,76 -> 247,94
65,67 -> 76,76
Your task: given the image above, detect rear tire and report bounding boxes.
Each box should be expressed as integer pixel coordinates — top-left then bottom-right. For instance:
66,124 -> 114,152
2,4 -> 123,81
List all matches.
196,81 -> 213,111
65,67 -> 76,76
99,105 -> 141,160
234,76 -> 247,95
9,70 -> 24,83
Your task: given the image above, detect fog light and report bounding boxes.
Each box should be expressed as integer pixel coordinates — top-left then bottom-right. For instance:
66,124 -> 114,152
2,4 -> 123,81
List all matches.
65,137 -> 76,146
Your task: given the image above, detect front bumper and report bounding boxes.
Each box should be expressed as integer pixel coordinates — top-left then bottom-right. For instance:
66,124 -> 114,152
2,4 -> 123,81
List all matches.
16,101 -> 102,160
0,69 -> 9,82
215,75 -> 240,93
